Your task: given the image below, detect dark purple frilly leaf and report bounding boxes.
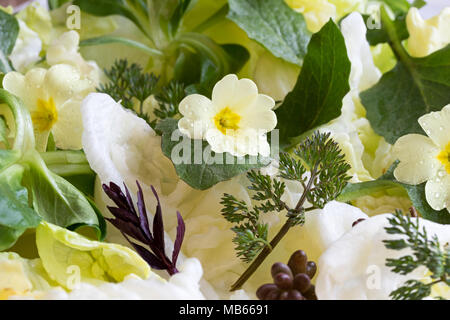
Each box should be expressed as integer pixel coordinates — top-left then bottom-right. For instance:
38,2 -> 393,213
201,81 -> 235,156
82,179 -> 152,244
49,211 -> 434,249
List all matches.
151,185 -> 165,254
172,211 -> 185,266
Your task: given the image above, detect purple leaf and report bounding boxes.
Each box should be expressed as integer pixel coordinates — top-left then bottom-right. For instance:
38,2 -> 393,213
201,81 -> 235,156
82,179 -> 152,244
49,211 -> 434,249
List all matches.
107,206 -> 140,225
123,183 -> 137,216
172,211 -> 185,266
136,181 -> 152,242
129,240 -> 167,270
151,185 -> 165,254
106,218 -> 148,244
103,183 -> 128,209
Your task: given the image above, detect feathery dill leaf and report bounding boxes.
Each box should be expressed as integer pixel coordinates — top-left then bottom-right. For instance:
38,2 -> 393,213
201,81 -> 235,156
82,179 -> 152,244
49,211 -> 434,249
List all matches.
383,210 -> 449,300
222,132 -> 351,290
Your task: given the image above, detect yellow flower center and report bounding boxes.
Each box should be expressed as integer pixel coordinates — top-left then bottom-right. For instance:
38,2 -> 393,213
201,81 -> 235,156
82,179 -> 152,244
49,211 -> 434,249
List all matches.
437,142 -> 450,174
214,107 -> 241,135
32,97 -> 58,132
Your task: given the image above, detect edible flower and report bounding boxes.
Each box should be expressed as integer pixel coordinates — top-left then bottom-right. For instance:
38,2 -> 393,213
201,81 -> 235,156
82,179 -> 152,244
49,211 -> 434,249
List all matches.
178,74 -> 277,157
393,104 -> 450,213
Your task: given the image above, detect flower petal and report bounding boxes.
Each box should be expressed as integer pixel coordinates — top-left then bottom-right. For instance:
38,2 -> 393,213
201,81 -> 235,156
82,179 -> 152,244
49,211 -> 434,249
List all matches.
212,74 -> 258,110
239,95 -> 277,132
418,104 -> 450,149
393,134 -> 440,184
425,173 -> 450,212
178,94 -> 214,139
52,99 -> 83,150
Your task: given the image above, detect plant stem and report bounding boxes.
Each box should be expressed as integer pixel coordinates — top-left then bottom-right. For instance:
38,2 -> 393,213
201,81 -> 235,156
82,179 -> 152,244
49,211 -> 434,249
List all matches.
230,167 -> 318,291
193,4 -> 229,33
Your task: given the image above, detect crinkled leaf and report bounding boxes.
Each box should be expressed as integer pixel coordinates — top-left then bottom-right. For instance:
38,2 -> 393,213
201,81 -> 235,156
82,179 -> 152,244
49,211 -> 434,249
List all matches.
227,0 -> 310,66
0,116 -> 9,149
275,20 -> 351,149
0,10 -> 19,73
156,118 -> 270,190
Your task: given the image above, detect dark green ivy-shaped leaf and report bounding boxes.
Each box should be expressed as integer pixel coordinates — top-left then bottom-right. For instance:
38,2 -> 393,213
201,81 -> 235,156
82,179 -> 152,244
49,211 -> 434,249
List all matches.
0,164 -> 41,251
0,9 -> 19,73
275,20 -> 351,149
227,0 -> 311,66
156,119 -> 270,190
338,162 -> 450,225
361,8 -> 450,145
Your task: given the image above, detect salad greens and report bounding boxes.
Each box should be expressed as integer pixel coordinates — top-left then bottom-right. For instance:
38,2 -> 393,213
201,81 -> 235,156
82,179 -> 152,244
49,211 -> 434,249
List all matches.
0,89 -> 105,252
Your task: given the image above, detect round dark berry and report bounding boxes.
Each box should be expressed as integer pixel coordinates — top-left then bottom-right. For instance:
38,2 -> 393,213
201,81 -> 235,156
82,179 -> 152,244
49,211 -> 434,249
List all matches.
306,261 -> 317,279
288,250 -> 308,275
256,284 -> 277,300
271,262 -> 293,279
274,272 -> 293,290
293,273 -> 311,293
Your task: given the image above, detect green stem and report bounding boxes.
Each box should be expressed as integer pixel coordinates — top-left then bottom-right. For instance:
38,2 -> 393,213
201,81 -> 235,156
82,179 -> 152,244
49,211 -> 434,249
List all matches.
230,168 -> 318,291
193,4 -> 229,33
80,37 -> 164,58
380,6 -> 410,63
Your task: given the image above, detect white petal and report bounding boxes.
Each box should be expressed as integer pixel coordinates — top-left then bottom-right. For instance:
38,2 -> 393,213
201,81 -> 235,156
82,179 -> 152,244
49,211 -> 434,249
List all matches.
425,173 -> 450,211
418,104 -> 450,149
393,134 -> 440,184
240,96 -> 277,132
212,74 -> 258,110
178,94 -> 214,139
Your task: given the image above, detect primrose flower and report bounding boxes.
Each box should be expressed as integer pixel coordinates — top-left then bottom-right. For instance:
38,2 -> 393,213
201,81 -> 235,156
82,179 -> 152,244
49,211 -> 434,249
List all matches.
393,104 -> 450,213
3,64 -> 94,151
178,74 -> 277,157
10,20 -> 42,73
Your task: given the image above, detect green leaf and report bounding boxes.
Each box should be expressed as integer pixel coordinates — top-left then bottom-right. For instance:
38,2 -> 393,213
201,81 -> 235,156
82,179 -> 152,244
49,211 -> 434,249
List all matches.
338,162 -> 450,224
174,33 -> 249,96
24,152 -> 105,239
363,14 -> 409,46
361,8 -> 450,144
275,20 -> 351,149
0,10 -> 19,74
156,119 -> 270,190
168,0 -> 195,37
0,164 -> 41,251
227,0 -> 311,66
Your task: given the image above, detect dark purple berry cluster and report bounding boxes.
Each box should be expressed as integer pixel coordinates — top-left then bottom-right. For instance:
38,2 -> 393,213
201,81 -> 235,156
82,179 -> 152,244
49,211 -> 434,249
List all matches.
256,250 -> 317,300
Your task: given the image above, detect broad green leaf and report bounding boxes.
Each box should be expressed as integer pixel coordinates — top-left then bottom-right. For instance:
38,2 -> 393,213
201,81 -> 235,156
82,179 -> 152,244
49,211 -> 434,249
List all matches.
156,119 -> 270,190
0,10 -> 19,73
0,164 -> 41,251
361,9 -> 450,144
275,20 -> 351,149
338,162 -> 450,224
25,152 -> 106,240
227,0 -> 310,66
168,0 -> 195,37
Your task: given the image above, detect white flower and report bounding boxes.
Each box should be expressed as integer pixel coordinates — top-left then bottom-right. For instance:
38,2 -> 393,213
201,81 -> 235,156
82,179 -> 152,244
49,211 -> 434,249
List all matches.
3,64 -> 94,151
406,7 -> 450,58
393,105 -> 450,213
9,20 -> 42,73
315,214 -> 450,300
46,31 -> 101,86
178,74 -> 277,157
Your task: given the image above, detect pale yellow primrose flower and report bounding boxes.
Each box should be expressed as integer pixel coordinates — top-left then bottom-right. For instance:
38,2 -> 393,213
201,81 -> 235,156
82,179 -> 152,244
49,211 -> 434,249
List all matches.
407,7 -> 450,58
393,105 -> 450,213
3,64 -> 93,151
178,74 -> 277,157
